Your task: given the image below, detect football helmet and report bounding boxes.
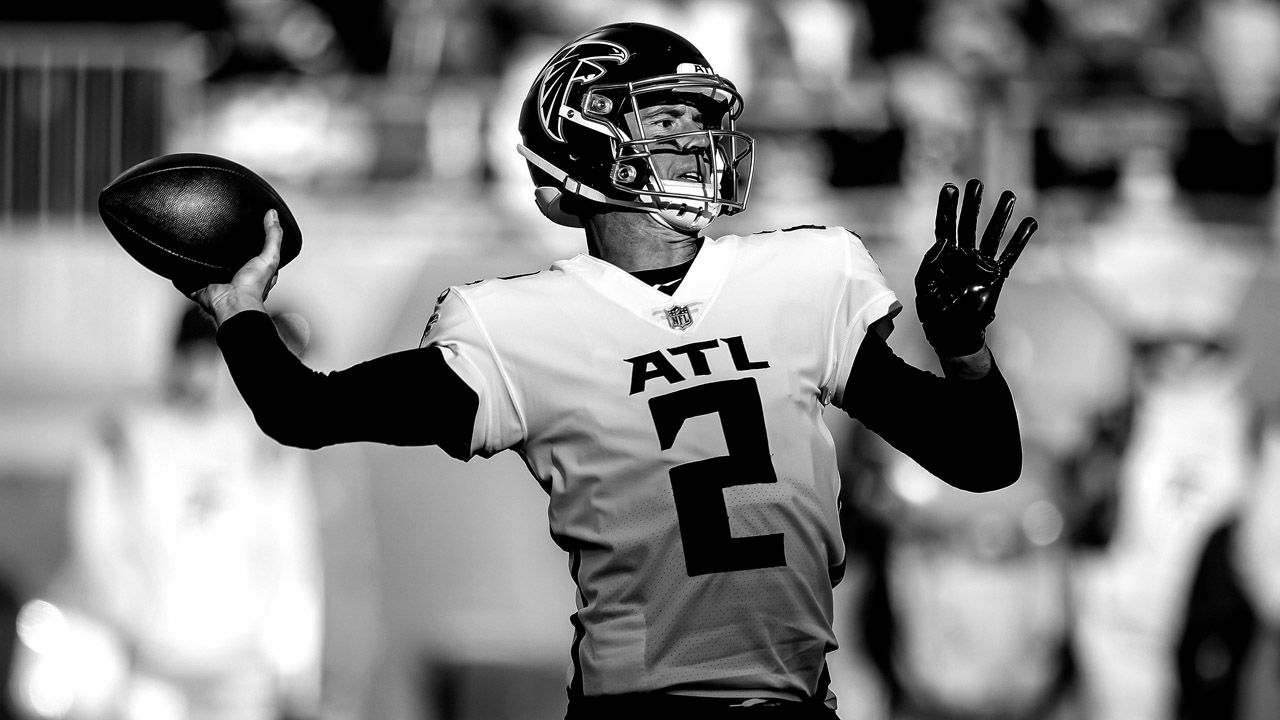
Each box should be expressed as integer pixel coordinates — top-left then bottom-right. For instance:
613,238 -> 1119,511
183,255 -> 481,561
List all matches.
517,23 -> 754,232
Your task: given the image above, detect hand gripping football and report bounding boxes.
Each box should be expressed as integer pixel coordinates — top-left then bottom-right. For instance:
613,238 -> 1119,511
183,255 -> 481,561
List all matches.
98,153 -> 302,293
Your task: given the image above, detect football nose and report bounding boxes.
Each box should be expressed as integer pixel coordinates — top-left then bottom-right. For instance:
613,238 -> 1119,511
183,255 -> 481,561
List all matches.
680,131 -> 710,150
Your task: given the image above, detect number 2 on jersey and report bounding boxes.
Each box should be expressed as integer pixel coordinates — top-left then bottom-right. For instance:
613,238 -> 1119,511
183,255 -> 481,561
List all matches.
649,378 -> 786,576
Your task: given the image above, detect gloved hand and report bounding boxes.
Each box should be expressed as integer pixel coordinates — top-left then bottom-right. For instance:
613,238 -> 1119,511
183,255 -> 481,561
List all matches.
915,179 -> 1038,357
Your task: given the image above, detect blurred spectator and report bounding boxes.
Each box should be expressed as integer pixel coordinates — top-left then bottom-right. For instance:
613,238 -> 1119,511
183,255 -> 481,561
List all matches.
1067,334 -> 1262,720
842,429 -> 1077,720
1062,131 -> 1268,720
9,307 -> 323,720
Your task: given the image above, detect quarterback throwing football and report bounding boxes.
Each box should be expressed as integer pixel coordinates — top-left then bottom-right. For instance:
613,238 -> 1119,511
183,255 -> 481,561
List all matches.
193,23 -> 1037,720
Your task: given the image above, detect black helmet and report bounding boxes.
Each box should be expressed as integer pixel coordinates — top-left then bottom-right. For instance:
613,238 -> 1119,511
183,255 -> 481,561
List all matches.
517,23 -> 754,232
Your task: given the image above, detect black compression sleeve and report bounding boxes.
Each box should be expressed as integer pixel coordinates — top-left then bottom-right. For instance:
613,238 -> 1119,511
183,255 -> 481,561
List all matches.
216,310 -> 478,455
843,332 -> 1022,491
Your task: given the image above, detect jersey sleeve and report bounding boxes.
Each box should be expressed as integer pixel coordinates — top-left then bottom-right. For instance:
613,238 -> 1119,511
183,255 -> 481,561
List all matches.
826,230 -> 901,408
419,286 -> 525,458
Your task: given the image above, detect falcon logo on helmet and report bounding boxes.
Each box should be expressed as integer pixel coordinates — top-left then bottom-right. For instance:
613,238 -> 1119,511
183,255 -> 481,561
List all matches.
538,40 -> 629,143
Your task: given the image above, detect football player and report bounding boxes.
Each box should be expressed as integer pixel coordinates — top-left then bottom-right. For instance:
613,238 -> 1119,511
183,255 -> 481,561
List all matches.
192,22 -> 1037,720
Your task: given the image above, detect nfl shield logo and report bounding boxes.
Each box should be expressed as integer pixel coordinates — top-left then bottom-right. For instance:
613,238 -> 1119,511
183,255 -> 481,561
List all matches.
665,304 -> 693,330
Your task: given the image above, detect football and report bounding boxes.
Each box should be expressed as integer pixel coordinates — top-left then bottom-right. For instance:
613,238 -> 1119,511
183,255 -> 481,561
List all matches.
98,153 -> 303,293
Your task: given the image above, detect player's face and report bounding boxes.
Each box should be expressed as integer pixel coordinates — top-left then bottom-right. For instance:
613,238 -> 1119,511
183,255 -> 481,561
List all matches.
633,95 -> 725,184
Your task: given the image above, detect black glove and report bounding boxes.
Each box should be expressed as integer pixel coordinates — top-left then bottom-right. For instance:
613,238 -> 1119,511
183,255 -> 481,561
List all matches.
915,178 -> 1038,357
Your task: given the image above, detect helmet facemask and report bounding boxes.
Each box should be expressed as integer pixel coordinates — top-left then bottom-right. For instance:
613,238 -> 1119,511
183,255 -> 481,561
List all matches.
622,131 -> 749,231
599,77 -> 754,231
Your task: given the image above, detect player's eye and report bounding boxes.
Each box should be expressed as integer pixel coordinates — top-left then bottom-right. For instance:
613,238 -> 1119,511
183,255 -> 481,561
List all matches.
641,105 -> 706,135
641,110 -> 678,132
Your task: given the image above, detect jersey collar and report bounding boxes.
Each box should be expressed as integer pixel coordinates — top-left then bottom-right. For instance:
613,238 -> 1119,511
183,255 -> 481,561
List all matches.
555,234 -> 736,331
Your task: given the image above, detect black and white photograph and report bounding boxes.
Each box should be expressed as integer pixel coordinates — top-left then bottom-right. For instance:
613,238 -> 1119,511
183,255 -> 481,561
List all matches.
2,2 -> 1279,719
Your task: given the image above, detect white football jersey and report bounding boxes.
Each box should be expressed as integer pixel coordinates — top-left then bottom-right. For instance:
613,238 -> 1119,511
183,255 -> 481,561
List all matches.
421,226 -> 900,701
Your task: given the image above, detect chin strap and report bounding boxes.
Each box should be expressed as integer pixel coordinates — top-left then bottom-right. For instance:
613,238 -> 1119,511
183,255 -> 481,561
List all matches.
517,144 -> 616,206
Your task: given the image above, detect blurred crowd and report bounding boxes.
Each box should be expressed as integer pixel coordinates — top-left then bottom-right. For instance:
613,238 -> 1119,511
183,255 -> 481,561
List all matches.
2,1 -> 1280,720
4,0 -> 1279,214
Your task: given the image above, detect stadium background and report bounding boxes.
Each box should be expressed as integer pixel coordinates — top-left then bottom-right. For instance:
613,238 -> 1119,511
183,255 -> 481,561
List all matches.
1,1 -> 1279,719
